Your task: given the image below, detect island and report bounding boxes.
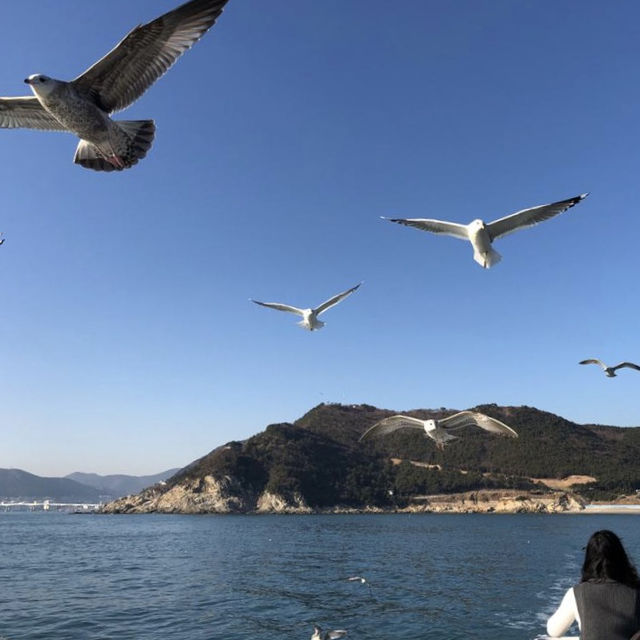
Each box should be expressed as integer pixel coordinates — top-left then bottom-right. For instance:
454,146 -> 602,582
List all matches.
101,403 -> 640,515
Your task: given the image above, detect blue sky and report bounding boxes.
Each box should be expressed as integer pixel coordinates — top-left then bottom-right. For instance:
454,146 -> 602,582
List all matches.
1,0 -> 639,476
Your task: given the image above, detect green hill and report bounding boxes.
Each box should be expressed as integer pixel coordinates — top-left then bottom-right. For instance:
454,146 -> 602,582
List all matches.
158,403 -> 640,509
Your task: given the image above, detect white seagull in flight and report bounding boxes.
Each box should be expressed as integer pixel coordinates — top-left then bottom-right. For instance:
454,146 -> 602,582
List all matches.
359,411 -> 518,450
579,359 -> 640,378
0,0 -> 229,171
251,283 -> 362,331
383,193 -> 588,268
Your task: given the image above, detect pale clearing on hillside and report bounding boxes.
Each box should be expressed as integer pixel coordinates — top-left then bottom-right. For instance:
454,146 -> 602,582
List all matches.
389,462 -> 597,489
533,475 -> 596,490
390,458 -> 442,471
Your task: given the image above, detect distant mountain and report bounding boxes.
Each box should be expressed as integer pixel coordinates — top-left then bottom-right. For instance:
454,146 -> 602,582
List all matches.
102,403 -> 640,514
0,469 -> 101,502
66,469 -> 180,498
0,468 -> 179,502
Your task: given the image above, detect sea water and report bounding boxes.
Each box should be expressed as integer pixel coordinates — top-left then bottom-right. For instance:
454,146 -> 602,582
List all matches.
1,512 -> 638,640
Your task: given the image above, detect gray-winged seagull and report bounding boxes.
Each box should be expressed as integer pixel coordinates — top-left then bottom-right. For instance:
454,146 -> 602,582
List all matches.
311,626 -> 347,640
383,193 -> 588,268
251,283 -> 362,331
359,411 -> 518,449
579,359 -> 640,377
0,0 -> 229,171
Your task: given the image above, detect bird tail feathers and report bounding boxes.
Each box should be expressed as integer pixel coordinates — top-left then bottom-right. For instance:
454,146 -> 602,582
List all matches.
73,120 -> 156,171
117,119 -> 156,167
298,319 -> 324,331
474,247 -> 502,269
74,140 -> 117,172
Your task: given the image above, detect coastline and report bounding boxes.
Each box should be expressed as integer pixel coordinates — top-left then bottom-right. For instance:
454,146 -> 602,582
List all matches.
100,484 -> 596,515
99,472 -> 640,515
576,504 -> 640,514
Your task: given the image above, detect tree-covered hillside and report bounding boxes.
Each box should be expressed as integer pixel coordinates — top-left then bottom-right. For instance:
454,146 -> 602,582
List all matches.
163,403 -> 640,507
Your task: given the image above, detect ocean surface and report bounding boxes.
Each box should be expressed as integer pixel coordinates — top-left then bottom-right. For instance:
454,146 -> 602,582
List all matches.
2,512 -> 640,640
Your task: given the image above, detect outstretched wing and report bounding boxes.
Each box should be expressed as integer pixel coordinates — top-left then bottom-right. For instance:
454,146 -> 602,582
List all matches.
440,411 -> 518,437
487,193 -> 588,241
72,0 -> 229,113
359,415 -> 425,441
612,362 -> 640,372
579,358 -> 606,369
438,411 -> 482,432
315,282 -> 361,315
470,413 -> 518,437
0,97 -> 67,131
251,300 -> 304,316
383,217 -> 469,240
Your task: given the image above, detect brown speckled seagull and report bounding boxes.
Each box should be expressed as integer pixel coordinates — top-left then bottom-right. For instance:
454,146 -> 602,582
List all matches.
0,0 -> 229,171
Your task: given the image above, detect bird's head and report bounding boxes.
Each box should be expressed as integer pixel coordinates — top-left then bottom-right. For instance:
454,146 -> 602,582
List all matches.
470,219 -> 485,230
24,74 -> 58,97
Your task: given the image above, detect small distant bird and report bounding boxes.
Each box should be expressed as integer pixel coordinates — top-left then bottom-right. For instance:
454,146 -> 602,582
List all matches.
251,283 -> 362,331
0,233 -> 4,245
311,626 -> 347,640
0,0 -> 229,170
579,359 -> 640,378
345,575 -> 373,597
383,193 -> 588,268
359,411 -> 518,450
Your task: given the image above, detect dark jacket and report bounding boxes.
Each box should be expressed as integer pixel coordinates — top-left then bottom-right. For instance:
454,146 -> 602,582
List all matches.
574,580 -> 640,640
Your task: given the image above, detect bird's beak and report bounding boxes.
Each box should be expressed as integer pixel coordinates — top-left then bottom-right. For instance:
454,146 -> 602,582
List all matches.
24,78 -> 31,85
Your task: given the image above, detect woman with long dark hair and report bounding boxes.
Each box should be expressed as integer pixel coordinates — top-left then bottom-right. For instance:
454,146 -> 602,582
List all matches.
547,530 -> 640,639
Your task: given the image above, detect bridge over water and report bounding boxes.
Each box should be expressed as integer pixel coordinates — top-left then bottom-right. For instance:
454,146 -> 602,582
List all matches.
0,500 -> 101,511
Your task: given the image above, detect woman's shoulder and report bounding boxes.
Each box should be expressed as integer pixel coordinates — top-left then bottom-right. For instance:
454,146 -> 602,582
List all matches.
575,579 -> 640,592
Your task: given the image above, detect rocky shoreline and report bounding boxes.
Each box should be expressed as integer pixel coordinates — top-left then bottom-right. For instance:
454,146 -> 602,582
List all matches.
100,476 -> 588,515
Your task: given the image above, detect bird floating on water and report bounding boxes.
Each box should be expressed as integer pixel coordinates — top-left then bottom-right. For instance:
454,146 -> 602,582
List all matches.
359,411 -> 518,449
579,359 -> 640,378
311,626 -> 347,640
0,0 -> 229,171
383,193 -> 588,268
251,283 -> 362,331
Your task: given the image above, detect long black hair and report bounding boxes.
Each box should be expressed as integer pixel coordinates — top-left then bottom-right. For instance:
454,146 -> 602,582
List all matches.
581,530 -> 640,587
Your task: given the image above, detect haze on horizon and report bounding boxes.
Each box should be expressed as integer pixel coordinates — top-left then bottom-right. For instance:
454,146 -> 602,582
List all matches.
1,0 -> 639,477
